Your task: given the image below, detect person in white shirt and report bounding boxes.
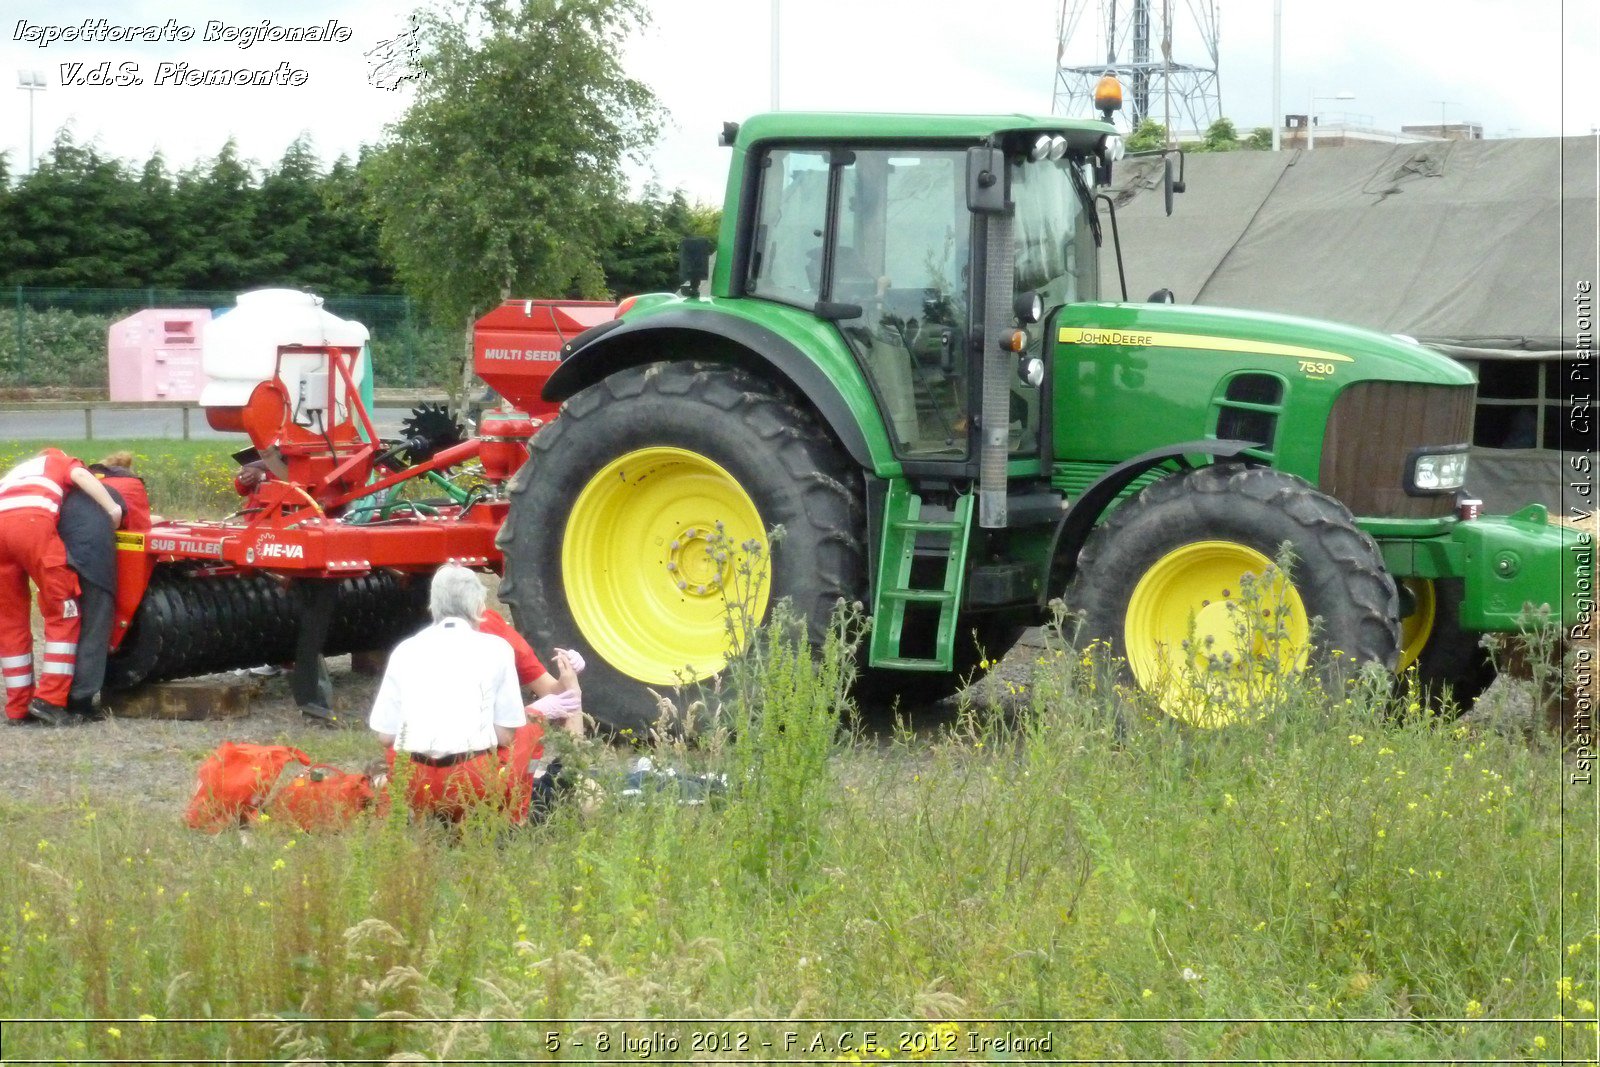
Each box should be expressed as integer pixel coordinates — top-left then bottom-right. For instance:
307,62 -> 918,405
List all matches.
369,563 -> 540,821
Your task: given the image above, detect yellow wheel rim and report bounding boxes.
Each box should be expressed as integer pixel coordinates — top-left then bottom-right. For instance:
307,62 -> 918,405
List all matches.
1396,577 -> 1436,673
1124,541 -> 1311,728
562,446 -> 770,685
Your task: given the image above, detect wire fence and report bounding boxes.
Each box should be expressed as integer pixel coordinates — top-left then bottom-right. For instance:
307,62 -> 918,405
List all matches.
0,287 -> 458,393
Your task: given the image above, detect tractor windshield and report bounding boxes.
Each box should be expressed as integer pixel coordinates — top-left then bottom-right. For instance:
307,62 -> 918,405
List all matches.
745,145 -> 1099,461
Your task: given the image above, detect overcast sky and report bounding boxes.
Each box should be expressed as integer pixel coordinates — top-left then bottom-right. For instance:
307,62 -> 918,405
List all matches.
2,0 -> 1595,202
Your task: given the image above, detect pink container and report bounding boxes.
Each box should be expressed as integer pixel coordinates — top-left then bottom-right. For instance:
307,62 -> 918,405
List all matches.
107,308 -> 212,401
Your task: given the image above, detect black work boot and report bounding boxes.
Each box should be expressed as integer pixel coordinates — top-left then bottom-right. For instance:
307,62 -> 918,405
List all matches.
26,698 -> 71,727
66,695 -> 106,722
299,702 -> 342,728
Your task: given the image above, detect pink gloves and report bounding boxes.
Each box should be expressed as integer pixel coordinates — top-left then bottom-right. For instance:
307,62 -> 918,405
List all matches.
529,689 -> 582,720
553,647 -> 586,675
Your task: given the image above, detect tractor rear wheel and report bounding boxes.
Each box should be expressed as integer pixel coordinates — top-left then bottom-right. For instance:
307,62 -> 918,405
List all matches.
1065,463 -> 1399,726
498,362 -> 865,732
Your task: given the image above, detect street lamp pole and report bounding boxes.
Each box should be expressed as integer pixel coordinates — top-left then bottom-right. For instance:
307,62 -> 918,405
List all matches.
16,70 -> 46,174
1431,99 -> 1458,138
1307,90 -> 1355,151
770,0 -> 780,111
1271,0 -> 1282,151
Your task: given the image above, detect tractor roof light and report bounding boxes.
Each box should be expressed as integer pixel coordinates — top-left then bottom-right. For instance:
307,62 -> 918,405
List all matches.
1029,134 -> 1052,162
1014,291 -> 1043,323
1093,73 -> 1123,119
1048,135 -> 1069,160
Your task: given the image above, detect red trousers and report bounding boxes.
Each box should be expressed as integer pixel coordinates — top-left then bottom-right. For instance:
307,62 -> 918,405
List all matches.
0,512 -> 80,718
386,722 -> 545,823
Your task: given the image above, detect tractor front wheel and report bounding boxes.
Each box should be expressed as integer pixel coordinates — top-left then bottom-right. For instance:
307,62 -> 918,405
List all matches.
1398,577 -> 1495,712
1065,463 -> 1399,726
498,362 -> 865,732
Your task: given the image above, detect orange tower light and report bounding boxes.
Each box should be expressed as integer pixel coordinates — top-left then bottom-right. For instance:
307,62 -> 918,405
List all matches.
1093,73 -> 1123,121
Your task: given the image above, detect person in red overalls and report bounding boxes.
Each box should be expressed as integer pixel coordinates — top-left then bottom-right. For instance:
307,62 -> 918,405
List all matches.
0,447 -> 123,725
478,606 -> 585,739
477,606 -> 584,820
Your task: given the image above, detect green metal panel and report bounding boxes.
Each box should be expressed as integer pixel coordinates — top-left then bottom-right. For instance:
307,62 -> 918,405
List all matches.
1049,460 -> 1171,516
1449,505 -> 1588,631
1050,302 -> 1475,488
1376,533 -> 1464,581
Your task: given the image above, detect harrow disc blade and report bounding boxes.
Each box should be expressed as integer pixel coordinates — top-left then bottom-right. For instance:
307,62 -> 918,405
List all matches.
104,568 -> 430,690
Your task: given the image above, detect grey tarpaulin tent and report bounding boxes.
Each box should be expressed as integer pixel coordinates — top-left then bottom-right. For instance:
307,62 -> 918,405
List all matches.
1099,137 -> 1598,513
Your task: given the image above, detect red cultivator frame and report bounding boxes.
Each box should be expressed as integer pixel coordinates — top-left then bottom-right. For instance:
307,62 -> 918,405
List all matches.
106,344 -> 524,692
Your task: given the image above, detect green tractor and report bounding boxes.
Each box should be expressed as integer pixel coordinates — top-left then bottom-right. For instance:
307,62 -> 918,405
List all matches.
498,110 -> 1583,730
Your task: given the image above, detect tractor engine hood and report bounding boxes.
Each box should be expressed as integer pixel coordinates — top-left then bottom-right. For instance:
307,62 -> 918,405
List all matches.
1056,301 -> 1477,389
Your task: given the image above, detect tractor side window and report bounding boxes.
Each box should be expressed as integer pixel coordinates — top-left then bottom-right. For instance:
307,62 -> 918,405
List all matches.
747,149 -> 830,307
831,149 -> 971,457
1008,158 -> 1098,454
1012,157 -> 1096,306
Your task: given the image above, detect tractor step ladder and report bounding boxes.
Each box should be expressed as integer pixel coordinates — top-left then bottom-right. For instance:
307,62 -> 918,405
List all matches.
867,484 -> 974,671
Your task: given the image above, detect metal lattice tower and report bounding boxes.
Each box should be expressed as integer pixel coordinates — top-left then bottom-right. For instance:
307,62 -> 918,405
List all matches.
1052,0 -> 1221,137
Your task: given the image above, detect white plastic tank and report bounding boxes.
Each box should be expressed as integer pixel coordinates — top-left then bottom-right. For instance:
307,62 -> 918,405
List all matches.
200,289 -> 371,417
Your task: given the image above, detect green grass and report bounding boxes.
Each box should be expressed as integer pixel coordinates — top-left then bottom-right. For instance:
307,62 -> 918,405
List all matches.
0,438 -> 242,518
0,611 -> 1593,1062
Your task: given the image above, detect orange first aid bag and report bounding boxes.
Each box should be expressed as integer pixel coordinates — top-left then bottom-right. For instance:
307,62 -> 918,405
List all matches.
185,742 -> 310,831
266,765 -> 379,831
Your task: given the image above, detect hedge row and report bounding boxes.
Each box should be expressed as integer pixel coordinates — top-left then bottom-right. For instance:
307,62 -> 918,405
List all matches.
0,308 -> 460,391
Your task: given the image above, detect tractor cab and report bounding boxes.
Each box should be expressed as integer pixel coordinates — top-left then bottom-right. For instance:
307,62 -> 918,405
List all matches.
732,116 -> 1113,485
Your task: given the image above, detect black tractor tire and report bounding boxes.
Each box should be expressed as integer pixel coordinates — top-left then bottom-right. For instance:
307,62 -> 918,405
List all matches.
497,361 -> 866,732
1064,463 -> 1400,723
1400,577 -> 1495,713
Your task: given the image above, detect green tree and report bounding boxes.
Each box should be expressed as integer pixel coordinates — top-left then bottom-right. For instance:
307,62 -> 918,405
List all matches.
0,129 -> 148,287
254,137 -> 324,286
1247,126 -> 1274,151
167,140 -> 265,290
1126,118 -> 1167,152
601,187 -> 722,296
318,151 -> 396,294
1200,117 -> 1240,152
365,0 -> 664,336
134,152 -> 180,286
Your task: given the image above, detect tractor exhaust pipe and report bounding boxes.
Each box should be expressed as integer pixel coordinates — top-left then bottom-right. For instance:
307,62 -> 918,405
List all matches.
969,145 -> 1014,529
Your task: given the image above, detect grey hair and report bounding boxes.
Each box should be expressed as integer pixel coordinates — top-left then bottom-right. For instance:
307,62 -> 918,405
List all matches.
429,563 -> 486,624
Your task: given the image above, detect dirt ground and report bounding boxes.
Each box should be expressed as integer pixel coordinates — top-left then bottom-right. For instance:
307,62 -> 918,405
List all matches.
8,552 -> 1571,818
6,624 -> 1558,821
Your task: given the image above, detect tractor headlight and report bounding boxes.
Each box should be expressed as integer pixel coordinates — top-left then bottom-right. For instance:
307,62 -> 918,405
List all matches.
1405,446 -> 1470,495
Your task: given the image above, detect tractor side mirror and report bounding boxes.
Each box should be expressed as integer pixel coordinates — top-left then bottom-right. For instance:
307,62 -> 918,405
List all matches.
1162,153 -> 1188,216
966,146 -> 1010,215
1147,288 -> 1176,304
678,237 -> 715,296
